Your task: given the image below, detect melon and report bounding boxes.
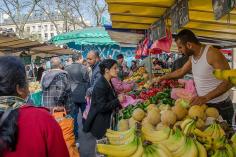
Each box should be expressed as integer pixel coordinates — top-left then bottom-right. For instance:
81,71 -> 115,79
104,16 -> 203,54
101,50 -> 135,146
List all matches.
142,118 -> 155,130
161,110 -> 177,126
205,107 -> 219,119
188,105 -> 205,120
172,104 -> 188,120
159,104 -> 171,111
147,104 -> 159,113
132,108 -> 145,121
146,110 -> 161,126
147,104 -> 157,110
175,98 -> 190,109
118,119 -> 129,131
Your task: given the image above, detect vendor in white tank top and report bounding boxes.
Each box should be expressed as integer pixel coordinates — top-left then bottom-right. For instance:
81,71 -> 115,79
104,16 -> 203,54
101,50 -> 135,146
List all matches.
157,29 -> 234,124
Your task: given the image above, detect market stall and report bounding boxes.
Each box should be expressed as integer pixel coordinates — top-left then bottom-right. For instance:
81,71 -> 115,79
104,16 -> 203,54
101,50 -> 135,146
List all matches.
94,0 -> 236,157
0,33 -> 75,106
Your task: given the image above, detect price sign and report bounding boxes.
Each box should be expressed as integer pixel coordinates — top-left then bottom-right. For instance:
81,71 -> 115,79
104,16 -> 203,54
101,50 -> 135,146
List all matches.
171,0 -> 189,33
151,17 -> 166,41
212,0 -> 235,20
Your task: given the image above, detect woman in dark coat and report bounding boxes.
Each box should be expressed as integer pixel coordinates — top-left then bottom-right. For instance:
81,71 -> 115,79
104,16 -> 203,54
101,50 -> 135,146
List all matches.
83,59 -> 123,139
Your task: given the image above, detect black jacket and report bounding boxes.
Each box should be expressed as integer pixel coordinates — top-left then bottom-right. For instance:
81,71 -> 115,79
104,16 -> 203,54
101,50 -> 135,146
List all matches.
65,63 -> 90,103
83,76 -> 120,139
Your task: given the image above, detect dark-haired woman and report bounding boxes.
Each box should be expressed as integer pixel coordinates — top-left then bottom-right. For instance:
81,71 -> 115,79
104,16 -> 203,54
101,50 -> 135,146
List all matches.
84,59 -> 123,139
0,56 -> 69,157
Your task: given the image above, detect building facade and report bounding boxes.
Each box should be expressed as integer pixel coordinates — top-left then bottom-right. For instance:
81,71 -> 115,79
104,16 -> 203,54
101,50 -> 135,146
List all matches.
0,12 -> 90,42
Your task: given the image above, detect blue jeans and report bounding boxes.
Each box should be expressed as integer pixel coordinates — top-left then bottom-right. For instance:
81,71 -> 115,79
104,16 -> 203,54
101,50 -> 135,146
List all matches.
73,102 -> 86,139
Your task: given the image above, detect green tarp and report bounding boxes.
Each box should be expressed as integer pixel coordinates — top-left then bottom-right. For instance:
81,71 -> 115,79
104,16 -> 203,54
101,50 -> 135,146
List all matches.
50,27 -> 119,46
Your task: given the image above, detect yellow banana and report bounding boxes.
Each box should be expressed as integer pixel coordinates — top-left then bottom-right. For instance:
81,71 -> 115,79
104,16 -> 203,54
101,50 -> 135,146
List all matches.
153,144 -> 173,157
213,69 -> 223,80
180,118 -> 194,131
222,69 -> 236,80
183,120 -> 196,135
193,128 -> 208,138
217,124 -> 226,137
212,136 -> 226,150
204,124 -> 215,136
130,138 -> 143,157
220,149 -> 230,157
229,77 -> 236,85
195,140 -> 207,157
211,124 -> 221,139
142,127 -> 171,143
161,128 -> 186,152
172,137 -> 189,157
230,142 -> 236,157
213,69 -> 236,81
180,138 -> 198,157
108,131 -> 135,145
106,127 -> 135,140
97,136 -> 138,157
211,149 -> 222,157
225,144 -> 234,157
231,132 -> 236,143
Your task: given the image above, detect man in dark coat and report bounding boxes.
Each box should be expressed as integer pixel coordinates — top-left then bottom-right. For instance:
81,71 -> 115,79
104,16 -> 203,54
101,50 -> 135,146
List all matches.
65,53 -> 90,139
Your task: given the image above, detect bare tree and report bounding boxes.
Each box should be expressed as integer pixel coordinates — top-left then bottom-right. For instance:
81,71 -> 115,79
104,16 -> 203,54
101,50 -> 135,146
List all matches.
90,0 -> 108,26
0,0 -> 41,37
37,0 -> 108,33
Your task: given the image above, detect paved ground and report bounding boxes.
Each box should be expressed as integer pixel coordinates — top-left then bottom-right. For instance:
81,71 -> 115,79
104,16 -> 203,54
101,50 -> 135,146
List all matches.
77,112 -> 97,157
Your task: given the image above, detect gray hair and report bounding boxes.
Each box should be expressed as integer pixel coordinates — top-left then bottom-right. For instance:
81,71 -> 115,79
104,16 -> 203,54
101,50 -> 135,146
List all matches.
89,50 -> 100,58
50,57 -> 61,69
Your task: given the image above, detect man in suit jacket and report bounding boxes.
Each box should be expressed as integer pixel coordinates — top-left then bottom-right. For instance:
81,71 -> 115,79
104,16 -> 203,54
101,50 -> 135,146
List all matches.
65,53 -> 90,139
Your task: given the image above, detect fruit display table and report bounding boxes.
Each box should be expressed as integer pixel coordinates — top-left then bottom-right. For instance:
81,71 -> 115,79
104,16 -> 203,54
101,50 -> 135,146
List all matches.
96,67 -> 236,157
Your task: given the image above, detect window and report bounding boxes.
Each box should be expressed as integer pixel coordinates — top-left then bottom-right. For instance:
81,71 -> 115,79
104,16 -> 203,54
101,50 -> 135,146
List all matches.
26,27 -> 30,32
44,25 -> 48,31
38,34 -> 42,38
38,25 -> 41,31
45,33 -> 48,40
50,33 -> 54,37
32,26 -> 35,31
50,25 -> 54,31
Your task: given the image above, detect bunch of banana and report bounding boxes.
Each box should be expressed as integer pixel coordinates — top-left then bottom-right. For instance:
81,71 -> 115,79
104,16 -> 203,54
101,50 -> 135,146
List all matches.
181,118 -> 197,135
160,127 -> 186,152
142,142 -> 172,157
230,133 -> 236,156
213,69 -> 236,85
141,126 -> 171,143
171,136 -> 201,157
97,135 -> 139,157
204,122 -> 225,139
105,127 -> 136,145
210,144 -> 234,157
